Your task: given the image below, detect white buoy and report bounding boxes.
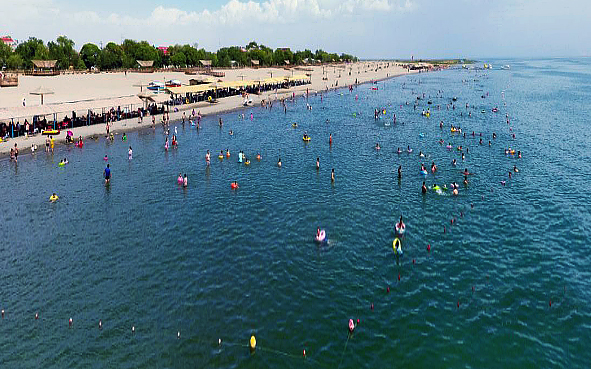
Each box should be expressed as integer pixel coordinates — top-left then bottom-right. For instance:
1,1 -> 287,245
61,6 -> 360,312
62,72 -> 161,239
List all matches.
132,326 -> 135,334
35,312 -> 39,320
218,338 -> 222,346
177,331 -> 180,339
99,319 -> 102,329
69,317 -> 73,327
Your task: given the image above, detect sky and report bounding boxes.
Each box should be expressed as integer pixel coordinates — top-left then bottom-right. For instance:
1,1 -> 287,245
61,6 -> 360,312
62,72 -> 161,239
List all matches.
0,0 -> 589,58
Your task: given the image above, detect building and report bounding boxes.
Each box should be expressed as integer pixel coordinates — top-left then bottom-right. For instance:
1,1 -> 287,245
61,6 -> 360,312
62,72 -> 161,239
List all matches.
1,36 -> 15,50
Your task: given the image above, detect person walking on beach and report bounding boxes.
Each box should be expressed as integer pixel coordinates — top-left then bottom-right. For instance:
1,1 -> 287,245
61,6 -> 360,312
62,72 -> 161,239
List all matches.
50,136 -> 55,153
13,143 -> 18,163
45,136 -> 50,152
104,164 -> 111,185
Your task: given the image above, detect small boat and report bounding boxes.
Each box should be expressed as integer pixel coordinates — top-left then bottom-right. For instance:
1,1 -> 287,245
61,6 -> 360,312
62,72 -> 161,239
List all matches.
147,81 -> 165,91
501,65 -> 511,70
42,129 -> 60,135
165,79 -> 181,88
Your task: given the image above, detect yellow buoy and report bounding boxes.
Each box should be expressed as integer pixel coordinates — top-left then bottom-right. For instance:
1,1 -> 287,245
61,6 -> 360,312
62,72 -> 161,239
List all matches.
249,335 -> 256,351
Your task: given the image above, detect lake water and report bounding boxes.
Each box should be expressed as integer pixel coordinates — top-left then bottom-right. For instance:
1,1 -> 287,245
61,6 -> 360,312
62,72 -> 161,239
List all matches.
1,59 -> 590,368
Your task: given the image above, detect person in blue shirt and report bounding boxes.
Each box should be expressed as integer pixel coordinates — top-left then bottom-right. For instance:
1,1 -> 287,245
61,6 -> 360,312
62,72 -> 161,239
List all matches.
104,164 -> 111,185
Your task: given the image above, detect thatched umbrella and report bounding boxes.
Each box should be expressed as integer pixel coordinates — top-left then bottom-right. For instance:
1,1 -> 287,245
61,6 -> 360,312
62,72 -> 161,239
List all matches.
30,86 -> 54,105
133,81 -> 150,92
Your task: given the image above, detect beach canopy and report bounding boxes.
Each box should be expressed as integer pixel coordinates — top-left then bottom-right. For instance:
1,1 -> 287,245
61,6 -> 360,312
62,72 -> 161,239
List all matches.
137,60 -> 154,68
199,60 -> 212,67
251,60 -> 260,66
32,60 -> 57,69
30,86 -> 55,105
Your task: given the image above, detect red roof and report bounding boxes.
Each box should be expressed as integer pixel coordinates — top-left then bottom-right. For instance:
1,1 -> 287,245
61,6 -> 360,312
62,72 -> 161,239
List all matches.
1,37 -> 14,42
158,46 -> 169,55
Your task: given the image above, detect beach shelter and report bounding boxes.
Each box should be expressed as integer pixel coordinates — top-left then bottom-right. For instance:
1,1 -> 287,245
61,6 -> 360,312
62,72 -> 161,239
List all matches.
133,81 -> 150,92
30,86 -> 54,105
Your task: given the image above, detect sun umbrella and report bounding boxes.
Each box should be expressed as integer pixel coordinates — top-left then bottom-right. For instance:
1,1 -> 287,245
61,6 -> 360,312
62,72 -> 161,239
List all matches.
29,86 -> 55,105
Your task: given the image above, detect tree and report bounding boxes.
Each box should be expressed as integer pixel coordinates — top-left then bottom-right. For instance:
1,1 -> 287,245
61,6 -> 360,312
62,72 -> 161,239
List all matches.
170,51 -> 186,67
7,54 -> 23,69
80,43 -> 101,69
0,41 -> 12,68
15,37 -> 46,68
100,42 -> 123,70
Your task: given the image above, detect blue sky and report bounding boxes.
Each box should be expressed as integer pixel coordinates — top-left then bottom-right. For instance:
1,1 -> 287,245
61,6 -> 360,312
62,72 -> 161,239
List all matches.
0,0 -> 589,58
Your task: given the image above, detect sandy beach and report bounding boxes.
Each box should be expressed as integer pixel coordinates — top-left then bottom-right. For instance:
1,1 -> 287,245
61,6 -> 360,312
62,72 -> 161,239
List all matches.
0,62 -> 420,156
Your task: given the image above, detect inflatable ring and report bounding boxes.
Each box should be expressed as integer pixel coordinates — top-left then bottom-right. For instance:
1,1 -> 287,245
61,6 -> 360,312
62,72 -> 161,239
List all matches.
303,136 -> 311,142
58,162 -> 66,167
218,155 -> 223,159
393,238 -> 402,255
49,195 -> 59,202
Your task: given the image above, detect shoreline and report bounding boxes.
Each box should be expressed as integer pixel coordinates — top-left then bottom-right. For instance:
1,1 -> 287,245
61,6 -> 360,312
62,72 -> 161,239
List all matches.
0,63 -> 429,159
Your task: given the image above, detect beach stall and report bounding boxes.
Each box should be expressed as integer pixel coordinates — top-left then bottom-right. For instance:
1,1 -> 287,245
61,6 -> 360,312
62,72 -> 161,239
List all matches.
29,60 -> 59,76
137,60 -> 154,73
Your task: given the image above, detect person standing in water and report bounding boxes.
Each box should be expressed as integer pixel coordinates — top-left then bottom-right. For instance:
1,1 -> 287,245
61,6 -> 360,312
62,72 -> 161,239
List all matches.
277,158 -> 282,167
128,146 -> 133,160
206,150 -> 211,165
329,134 -> 332,146
104,164 -> 111,185
183,174 -> 188,188
331,168 -> 335,182
422,181 -> 427,194
398,165 -> 402,179
316,157 -> 320,170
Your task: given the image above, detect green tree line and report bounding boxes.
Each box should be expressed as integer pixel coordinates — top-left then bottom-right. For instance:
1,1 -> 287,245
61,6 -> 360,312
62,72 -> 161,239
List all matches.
0,37 -> 357,71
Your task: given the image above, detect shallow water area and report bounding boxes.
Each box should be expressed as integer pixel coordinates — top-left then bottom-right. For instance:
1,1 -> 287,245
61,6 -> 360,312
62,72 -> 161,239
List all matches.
1,58 -> 590,368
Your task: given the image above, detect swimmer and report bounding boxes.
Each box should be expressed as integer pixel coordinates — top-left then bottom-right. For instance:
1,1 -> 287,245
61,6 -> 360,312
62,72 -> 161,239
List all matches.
462,168 -> 473,175
431,162 -> 437,172
104,154 -> 108,161
122,133 -> 127,141
219,117 -> 223,127
422,181 -> 427,194
177,173 -> 183,185
104,164 -> 111,184
206,150 -> 211,165
165,138 -> 169,151
398,165 -> 402,179
407,145 -> 412,153
419,151 -> 425,158
229,130 -> 233,136
331,168 -> 335,182
508,171 -> 512,179
256,153 -> 261,161
397,147 -> 402,154
329,133 -> 333,145
452,158 -> 457,166
128,146 -> 133,159
183,174 -> 188,187
513,166 -> 519,173
226,149 -> 230,158
461,152 -> 465,161
518,151 -> 522,158
277,158 -> 282,168
463,176 -> 468,185
375,143 -> 381,150
396,216 -> 405,231
316,157 -> 320,170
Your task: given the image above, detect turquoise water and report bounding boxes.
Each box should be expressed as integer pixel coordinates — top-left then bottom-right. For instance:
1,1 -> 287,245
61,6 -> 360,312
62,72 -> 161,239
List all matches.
1,59 -> 590,368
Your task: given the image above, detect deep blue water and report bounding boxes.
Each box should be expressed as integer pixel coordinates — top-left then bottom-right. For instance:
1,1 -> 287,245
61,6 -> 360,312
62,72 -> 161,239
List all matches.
1,58 -> 590,368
